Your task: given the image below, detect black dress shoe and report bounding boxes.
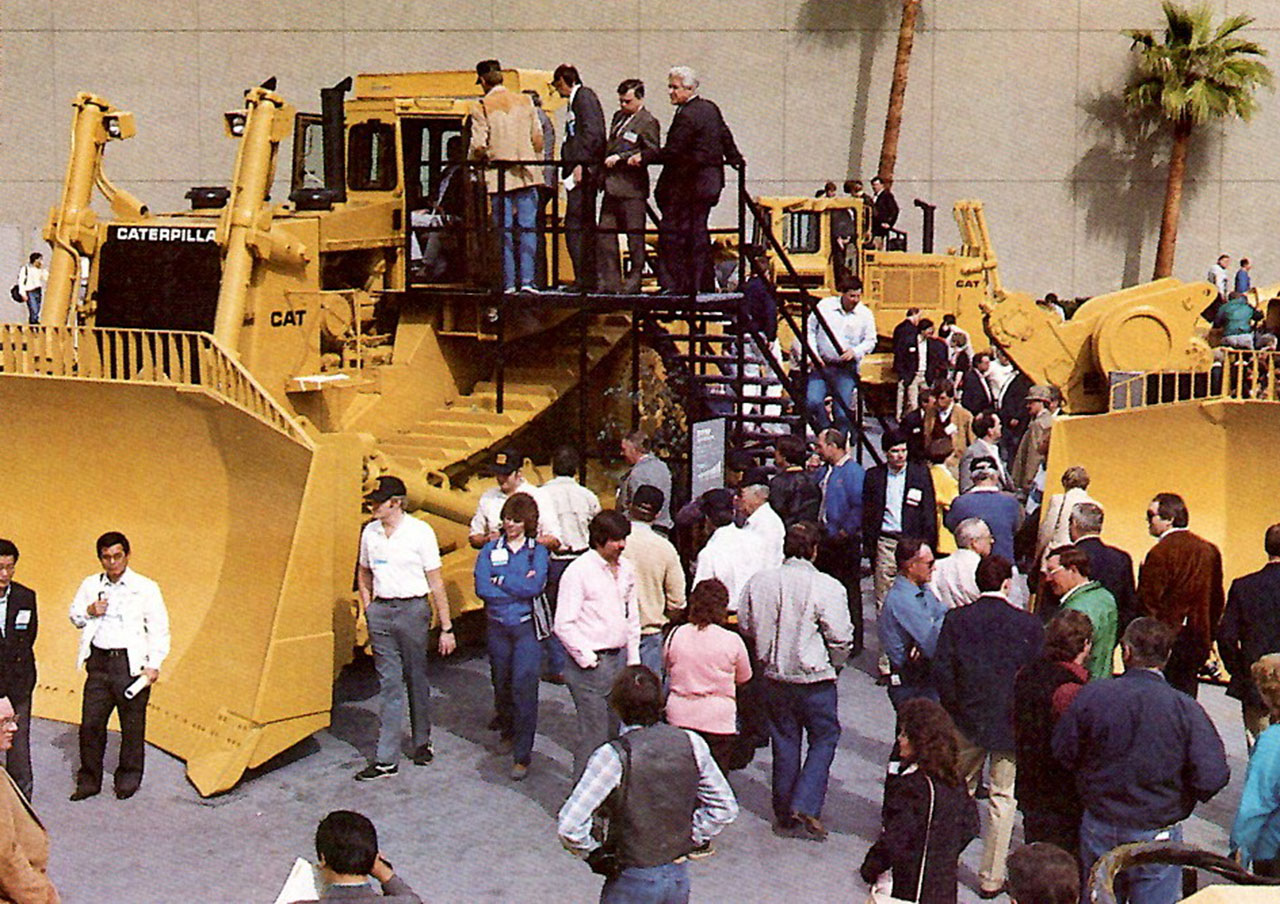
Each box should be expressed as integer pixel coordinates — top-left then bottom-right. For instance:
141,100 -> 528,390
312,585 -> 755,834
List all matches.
69,787 -> 100,801
978,884 -> 1006,900
115,786 -> 139,800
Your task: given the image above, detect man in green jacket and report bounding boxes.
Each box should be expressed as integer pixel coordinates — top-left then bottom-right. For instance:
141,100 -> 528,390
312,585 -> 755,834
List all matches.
1214,291 -> 1263,349
1044,546 -> 1117,681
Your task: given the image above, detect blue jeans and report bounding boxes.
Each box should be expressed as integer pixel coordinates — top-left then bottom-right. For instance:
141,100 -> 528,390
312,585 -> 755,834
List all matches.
487,615 -> 541,766
25,287 -> 41,325
1079,810 -> 1183,904
766,678 -> 841,821
600,862 -> 690,904
543,557 -> 574,676
366,596 -> 433,764
639,632 -> 664,681
806,365 -> 857,432
492,186 -> 538,290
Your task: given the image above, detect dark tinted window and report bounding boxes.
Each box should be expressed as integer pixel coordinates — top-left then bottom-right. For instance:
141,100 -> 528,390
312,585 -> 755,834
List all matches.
348,121 -> 396,191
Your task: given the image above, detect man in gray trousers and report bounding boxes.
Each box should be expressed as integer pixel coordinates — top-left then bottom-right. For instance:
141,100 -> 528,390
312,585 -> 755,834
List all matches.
354,476 -> 456,781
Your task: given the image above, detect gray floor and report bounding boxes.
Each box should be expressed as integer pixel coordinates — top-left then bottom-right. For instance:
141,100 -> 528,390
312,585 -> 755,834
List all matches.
32,608 -> 1249,904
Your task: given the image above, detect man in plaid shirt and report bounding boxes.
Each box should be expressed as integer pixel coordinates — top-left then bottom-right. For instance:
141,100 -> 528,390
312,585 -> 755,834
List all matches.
557,666 -> 738,901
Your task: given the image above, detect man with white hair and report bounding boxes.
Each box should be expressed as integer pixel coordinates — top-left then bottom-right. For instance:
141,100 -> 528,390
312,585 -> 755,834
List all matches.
630,66 -> 742,294
931,517 -> 993,609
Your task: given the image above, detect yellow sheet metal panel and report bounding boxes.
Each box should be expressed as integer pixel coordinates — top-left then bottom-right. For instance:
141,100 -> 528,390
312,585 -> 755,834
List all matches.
1046,400 -> 1279,584
1,371 -> 361,796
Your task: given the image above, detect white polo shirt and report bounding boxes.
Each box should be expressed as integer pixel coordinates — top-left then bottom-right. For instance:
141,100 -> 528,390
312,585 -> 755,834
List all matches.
469,478 -> 561,542
359,514 -> 442,600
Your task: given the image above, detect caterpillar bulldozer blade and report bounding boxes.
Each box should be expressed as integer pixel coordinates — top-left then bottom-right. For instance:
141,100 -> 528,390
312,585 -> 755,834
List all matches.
2,326 -> 367,796
1047,394 -> 1280,583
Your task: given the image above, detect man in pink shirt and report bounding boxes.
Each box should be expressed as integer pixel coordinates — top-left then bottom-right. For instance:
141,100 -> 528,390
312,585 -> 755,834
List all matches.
554,510 -> 642,778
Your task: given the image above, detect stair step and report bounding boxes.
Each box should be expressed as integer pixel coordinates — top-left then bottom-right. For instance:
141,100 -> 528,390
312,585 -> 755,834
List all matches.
431,408 -> 519,426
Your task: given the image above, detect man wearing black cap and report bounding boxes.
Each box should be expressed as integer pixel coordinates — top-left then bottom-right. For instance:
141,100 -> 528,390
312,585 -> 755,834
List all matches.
468,448 -> 561,552
622,485 -> 686,678
354,476 -> 455,781
737,468 -> 785,570
471,59 -> 545,293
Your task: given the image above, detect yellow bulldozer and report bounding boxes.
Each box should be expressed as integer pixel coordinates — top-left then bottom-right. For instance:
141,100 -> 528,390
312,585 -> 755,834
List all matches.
17,66 -> 1275,797
753,189 -> 1280,589
19,70 -> 638,796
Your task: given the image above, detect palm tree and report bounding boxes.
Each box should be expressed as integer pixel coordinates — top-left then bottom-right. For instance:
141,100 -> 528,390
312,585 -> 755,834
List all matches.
877,0 -> 921,185
1123,2 -> 1271,279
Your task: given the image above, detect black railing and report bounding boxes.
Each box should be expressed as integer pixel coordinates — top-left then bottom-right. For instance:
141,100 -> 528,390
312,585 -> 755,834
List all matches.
410,155 -> 878,464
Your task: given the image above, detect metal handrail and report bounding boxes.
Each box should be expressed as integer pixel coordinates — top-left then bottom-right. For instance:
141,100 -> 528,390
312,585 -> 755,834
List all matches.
1109,348 -> 1280,409
739,189 -> 881,464
0,324 -> 313,446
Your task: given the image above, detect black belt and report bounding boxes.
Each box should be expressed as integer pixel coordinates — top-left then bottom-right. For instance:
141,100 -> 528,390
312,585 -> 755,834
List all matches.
880,531 -> 902,540
373,595 -> 426,603
552,549 -> 587,560
90,647 -> 128,658
593,646 -> 624,656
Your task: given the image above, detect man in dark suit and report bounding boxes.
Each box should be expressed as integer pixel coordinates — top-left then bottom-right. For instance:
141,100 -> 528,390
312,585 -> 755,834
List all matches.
862,429 -> 937,618
961,351 -> 995,415
553,64 -> 606,291
894,316 -> 949,417
1068,502 -> 1137,632
870,176 -> 899,249
0,540 -> 37,800
933,554 -> 1044,898
1217,522 -> 1280,749
632,65 -> 743,294
598,79 -> 660,293
1137,492 -> 1224,698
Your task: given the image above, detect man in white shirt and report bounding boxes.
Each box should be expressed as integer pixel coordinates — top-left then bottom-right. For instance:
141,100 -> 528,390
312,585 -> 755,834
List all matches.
469,448 -> 562,552
1207,253 -> 1232,302
694,488 -> 767,613
355,476 -> 455,781
68,531 -> 170,801
540,446 -> 602,682
804,275 -> 877,433
931,517 -> 993,608
737,469 -> 785,570
15,253 -> 46,326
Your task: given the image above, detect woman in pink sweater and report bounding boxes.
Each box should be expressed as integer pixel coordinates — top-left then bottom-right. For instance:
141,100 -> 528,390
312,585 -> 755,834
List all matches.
664,579 -> 752,771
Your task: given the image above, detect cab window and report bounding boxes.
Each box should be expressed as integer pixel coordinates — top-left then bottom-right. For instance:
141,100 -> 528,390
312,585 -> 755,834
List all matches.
348,121 -> 396,191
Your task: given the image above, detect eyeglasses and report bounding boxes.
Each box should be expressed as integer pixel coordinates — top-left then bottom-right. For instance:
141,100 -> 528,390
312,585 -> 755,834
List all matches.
1044,565 -> 1064,577
0,719 -> 17,730
1145,511 -> 1158,521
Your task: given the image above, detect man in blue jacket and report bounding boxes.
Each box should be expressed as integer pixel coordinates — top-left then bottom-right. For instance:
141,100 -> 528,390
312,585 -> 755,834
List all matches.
814,428 -> 865,651
1052,617 -> 1229,903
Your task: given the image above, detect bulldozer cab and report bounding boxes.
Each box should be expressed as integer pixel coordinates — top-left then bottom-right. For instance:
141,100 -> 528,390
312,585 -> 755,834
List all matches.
287,70 -> 561,295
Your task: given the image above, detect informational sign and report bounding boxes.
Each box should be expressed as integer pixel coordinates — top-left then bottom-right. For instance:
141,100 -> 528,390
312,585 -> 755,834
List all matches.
690,417 -> 726,499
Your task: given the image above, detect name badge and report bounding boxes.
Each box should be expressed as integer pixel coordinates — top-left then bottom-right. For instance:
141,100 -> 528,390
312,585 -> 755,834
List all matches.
944,423 -> 957,436
490,547 -> 510,566
14,611 -> 31,629
623,131 -> 638,143
906,487 -> 923,507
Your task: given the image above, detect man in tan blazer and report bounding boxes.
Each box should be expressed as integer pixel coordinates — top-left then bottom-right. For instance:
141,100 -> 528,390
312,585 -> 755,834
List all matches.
0,696 -> 57,903
470,60 -> 545,293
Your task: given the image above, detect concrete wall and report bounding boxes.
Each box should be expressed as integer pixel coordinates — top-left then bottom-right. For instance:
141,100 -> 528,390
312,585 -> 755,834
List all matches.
2,0 -> 1276,299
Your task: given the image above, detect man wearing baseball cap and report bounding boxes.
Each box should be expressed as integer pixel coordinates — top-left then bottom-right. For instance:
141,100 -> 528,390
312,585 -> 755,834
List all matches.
354,475 -> 455,781
468,448 -> 561,552
1011,385 -> 1056,494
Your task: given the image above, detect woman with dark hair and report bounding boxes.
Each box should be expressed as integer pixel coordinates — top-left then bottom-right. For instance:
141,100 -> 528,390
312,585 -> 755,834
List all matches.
861,698 -> 979,903
474,492 -> 549,781
664,579 -> 752,775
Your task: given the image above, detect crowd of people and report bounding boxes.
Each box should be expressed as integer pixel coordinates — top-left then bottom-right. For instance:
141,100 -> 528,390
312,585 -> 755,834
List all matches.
337,345 -> 1278,903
